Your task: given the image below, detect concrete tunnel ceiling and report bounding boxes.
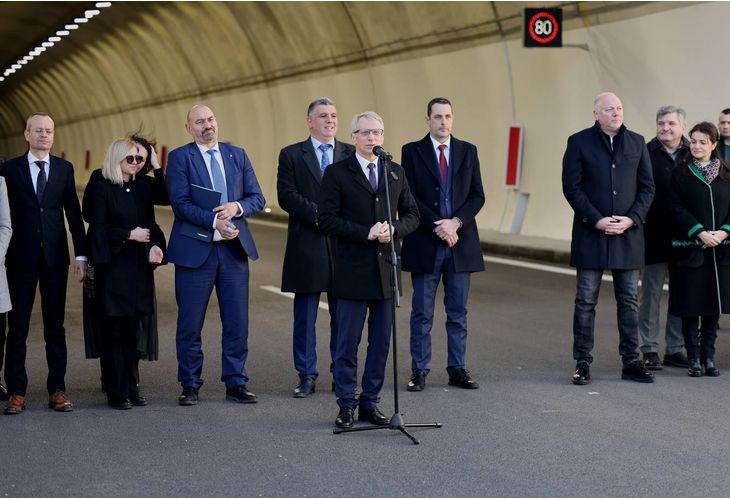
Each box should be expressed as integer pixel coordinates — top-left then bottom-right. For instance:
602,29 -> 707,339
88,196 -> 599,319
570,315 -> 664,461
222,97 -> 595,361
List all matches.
0,1 -> 691,139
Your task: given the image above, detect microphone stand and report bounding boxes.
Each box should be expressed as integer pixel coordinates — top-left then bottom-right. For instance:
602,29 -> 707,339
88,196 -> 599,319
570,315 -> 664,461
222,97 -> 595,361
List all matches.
333,149 -> 442,445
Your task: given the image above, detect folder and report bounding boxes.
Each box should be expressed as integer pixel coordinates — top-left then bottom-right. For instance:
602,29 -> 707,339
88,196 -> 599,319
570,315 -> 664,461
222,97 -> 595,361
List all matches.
179,184 -> 222,242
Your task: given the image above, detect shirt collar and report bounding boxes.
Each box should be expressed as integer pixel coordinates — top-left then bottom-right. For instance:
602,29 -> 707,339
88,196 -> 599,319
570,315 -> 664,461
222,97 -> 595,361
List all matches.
355,153 -> 377,170
311,137 -> 335,151
28,151 -> 50,165
196,142 -> 220,156
430,134 -> 451,151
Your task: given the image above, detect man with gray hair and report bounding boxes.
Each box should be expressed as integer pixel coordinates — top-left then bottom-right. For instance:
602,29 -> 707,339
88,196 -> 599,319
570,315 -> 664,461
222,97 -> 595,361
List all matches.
318,111 -> 419,428
639,106 -> 689,370
277,97 -> 354,398
562,92 -> 655,385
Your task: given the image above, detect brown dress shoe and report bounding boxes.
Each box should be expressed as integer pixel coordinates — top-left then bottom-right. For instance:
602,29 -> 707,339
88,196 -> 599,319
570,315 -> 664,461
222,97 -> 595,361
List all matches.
48,391 -> 74,412
4,395 -> 26,415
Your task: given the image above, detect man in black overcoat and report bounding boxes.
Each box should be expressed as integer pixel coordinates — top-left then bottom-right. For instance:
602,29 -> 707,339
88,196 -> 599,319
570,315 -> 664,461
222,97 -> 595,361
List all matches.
562,92 -> 655,385
318,111 -> 419,429
277,97 -> 354,397
1,112 -> 87,415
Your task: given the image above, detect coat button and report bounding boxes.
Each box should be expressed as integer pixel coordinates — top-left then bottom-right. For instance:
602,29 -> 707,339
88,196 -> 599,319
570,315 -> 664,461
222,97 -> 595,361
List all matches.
582,218 -> 588,222
435,187 -> 439,191
612,164 -> 616,169
433,202 -> 438,206
375,197 -> 379,201
613,190 -> 617,195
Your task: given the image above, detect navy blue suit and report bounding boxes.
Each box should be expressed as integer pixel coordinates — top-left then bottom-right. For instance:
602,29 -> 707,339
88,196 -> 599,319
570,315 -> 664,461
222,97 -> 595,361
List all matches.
166,142 -> 265,390
318,155 -> 419,409
400,135 -> 485,374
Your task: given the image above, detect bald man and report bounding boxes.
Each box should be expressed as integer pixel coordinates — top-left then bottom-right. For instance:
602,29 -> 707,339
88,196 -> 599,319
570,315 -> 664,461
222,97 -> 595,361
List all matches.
562,92 -> 655,385
166,105 -> 265,406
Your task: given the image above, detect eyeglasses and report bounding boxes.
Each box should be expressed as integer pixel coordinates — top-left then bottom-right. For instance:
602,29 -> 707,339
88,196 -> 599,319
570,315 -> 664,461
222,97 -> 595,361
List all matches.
354,129 -> 384,137
125,155 -> 144,165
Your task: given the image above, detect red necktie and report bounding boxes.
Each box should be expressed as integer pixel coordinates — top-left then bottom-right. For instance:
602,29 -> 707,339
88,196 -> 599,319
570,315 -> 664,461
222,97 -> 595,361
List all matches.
438,144 -> 448,185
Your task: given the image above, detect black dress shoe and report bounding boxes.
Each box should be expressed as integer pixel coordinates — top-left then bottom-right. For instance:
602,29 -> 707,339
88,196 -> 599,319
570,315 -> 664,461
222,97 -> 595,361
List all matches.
226,385 -> 258,404
703,359 -> 720,377
663,351 -> 689,368
407,370 -> 426,392
572,362 -> 591,385
688,358 -> 703,377
108,399 -> 132,410
621,360 -> 655,383
129,393 -> 147,406
0,382 -> 8,401
178,386 -> 199,406
358,406 -> 390,425
293,377 -> 316,398
448,368 -> 479,389
642,352 -> 663,370
335,407 -> 354,428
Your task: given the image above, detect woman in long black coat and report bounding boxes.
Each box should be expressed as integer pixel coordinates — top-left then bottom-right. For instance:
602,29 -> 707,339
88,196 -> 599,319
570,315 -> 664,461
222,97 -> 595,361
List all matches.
85,139 -> 166,409
668,122 -> 730,377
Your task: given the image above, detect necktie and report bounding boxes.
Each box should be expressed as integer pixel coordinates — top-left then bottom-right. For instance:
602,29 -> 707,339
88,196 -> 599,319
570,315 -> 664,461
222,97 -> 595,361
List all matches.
318,144 -> 332,175
207,150 -> 228,204
438,144 -> 449,185
367,163 -> 378,191
35,160 -> 47,202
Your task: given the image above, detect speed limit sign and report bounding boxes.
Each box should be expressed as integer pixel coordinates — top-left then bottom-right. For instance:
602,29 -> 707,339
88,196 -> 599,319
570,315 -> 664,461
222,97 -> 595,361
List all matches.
524,8 -> 562,47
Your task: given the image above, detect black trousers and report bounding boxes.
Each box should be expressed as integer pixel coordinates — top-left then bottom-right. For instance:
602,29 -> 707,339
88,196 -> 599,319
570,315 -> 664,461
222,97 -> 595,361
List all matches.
5,258 -> 69,396
100,316 -> 139,404
681,315 -> 719,361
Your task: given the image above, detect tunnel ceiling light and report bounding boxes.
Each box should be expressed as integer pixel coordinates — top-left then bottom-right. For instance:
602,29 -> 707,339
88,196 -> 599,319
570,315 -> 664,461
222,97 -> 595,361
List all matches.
2,4 -> 111,85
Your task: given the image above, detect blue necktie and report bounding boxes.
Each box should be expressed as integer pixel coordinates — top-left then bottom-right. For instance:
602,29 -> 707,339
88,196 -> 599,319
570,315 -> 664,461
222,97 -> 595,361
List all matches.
367,163 -> 377,191
35,160 -> 47,202
318,144 -> 332,175
207,150 -> 228,203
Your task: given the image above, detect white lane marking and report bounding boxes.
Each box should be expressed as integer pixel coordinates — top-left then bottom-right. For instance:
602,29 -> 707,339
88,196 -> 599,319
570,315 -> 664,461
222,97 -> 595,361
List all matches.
260,285 -> 329,310
484,255 -> 668,291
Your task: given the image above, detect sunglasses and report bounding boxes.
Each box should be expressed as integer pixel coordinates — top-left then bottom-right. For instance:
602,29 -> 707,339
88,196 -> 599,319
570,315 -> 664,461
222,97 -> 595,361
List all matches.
125,155 -> 145,165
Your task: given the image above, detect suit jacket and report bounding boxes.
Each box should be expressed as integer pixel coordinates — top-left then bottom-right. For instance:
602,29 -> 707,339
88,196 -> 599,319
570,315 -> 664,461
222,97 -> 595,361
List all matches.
165,142 -> 265,268
562,122 -> 654,269
277,138 -> 354,293
318,155 -> 419,300
0,153 -> 87,270
400,134 -> 485,273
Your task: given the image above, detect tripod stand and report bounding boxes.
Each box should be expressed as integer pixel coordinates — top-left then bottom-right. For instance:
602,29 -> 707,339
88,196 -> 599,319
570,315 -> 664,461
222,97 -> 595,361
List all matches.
333,148 -> 442,445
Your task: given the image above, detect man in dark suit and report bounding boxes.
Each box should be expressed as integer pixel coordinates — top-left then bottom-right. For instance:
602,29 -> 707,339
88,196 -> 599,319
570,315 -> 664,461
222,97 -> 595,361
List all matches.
1,112 -> 87,415
166,104 -> 265,406
562,92 -> 655,385
277,97 -> 355,398
318,111 -> 419,429
400,97 -> 485,392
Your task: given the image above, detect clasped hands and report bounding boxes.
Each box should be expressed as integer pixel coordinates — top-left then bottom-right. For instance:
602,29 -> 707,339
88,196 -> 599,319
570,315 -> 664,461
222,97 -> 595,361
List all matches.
368,221 -> 392,243
214,203 -> 241,240
434,218 -> 460,247
698,230 -> 728,248
595,215 -> 634,235
128,226 -> 164,263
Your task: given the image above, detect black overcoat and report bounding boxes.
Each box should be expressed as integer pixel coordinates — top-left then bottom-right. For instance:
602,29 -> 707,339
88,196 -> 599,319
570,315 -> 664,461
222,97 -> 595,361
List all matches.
400,134 -> 485,273
562,122 -> 654,269
643,137 -> 689,264
667,164 -> 730,316
318,155 -> 419,300
277,138 -> 354,293
85,177 -> 166,317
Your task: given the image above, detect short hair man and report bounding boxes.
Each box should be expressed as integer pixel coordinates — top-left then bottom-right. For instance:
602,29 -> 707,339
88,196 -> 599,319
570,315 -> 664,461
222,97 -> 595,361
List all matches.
400,97 -> 485,392
277,97 -> 355,397
562,92 -> 655,385
717,108 -> 730,163
318,111 -> 419,428
1,112 -> 88,415
638,106 -> 689,370
166,105 -> 265,406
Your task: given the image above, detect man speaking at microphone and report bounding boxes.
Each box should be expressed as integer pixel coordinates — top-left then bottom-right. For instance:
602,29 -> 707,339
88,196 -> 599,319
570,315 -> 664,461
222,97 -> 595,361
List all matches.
318,111 -> 419,429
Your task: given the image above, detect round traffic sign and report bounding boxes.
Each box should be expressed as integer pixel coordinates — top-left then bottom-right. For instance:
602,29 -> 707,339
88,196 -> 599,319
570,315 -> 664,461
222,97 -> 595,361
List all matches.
528,11 -> 559,44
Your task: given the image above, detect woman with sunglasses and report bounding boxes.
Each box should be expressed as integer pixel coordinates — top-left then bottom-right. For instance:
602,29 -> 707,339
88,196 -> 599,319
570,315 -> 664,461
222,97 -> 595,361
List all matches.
668,121 -> 730,378
83,139 -> 166,409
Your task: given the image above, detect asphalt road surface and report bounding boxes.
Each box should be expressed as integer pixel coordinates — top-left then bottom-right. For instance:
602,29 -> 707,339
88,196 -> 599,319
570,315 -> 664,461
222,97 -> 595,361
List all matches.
2,208 -> 730,497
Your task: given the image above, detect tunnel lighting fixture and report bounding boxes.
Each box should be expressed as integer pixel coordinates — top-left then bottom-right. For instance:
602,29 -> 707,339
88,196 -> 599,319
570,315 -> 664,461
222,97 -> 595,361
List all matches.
2,4 -> 111,85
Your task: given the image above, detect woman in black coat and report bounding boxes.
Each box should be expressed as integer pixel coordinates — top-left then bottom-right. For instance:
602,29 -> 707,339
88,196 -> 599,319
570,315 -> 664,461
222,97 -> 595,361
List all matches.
668,122 -> 730,377
85,139 -> 166,409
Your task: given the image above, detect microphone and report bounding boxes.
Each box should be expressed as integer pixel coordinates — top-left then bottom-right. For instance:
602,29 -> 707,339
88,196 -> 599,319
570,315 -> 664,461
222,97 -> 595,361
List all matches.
372,145 -> 392,161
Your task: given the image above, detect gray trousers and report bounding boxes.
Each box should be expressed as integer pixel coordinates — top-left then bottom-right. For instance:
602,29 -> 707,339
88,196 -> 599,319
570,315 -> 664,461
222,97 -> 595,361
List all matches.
638,262 -> 684,355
